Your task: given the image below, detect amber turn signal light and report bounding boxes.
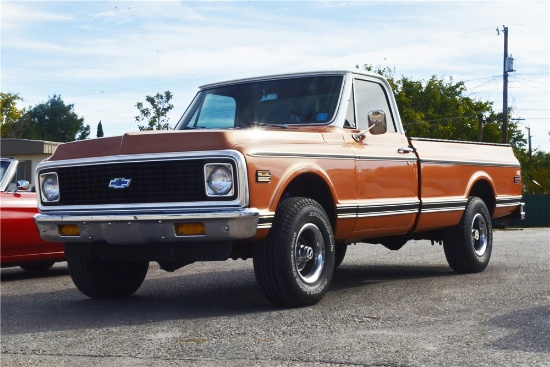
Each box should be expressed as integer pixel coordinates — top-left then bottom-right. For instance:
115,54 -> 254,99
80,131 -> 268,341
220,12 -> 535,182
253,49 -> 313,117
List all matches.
58,224 -> 80,237
174,223 -> 206,236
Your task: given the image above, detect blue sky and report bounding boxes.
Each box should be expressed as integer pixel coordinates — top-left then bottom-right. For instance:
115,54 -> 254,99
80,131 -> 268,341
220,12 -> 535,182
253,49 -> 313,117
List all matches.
2,1 -> 549,151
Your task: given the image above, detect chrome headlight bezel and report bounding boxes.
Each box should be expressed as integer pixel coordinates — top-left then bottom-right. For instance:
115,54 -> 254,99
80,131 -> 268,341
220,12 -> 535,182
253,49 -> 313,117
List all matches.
39,172 -> 60,203
204,163 -> 234,197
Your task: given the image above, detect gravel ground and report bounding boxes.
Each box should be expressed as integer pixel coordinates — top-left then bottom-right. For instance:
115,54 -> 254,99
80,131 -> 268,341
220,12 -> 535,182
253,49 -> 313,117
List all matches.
1,228 -> 549,366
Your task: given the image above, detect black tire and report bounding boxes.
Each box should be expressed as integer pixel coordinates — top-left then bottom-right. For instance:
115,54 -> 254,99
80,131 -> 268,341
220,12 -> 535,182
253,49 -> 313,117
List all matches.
253,197 -> 335,307
20,261 -> 56,272
444,196 -> 493,273
334,242 -> 347,269
67,256 -> 149,299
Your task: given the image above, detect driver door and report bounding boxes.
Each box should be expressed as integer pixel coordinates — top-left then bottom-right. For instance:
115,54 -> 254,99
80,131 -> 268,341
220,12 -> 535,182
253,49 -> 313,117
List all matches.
345,77 -> 419,237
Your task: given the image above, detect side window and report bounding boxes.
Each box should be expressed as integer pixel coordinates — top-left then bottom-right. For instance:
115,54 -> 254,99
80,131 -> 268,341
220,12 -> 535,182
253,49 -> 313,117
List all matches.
16,160 -> 32,183
0,161 -> 10,181
195,94 -> 237,128
354,79 -> 397,132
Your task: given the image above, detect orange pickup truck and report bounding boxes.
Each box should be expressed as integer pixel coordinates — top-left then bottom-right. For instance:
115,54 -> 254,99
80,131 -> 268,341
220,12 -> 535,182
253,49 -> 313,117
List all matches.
35,70 -> 524,307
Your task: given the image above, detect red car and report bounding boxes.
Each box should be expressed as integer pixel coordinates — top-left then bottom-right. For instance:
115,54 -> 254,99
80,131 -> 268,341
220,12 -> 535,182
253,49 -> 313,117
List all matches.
1,158 -> 64,271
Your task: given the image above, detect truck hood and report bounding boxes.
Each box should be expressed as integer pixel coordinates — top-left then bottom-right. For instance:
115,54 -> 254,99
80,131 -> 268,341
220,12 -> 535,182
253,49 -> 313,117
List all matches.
47,128 -> 336,161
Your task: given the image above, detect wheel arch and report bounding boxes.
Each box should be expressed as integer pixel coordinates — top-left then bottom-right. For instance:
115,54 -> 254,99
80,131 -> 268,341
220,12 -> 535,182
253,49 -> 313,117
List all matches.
274,171 -> 337,230
468,177 -> 496,217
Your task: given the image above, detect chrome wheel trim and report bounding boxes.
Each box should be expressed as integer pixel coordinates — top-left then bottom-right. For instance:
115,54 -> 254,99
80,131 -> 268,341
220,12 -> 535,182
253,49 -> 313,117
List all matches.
471,213 -> 488,257
294,223 -> 325,284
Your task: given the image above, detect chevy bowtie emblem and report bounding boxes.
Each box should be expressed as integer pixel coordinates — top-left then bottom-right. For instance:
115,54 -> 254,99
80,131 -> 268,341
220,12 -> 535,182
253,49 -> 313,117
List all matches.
108,178 -> 132,189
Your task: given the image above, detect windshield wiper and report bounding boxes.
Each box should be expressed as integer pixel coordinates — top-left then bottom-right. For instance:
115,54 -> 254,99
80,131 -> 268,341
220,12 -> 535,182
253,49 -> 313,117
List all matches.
240,122 -> 289,129
182,126 -> 207,130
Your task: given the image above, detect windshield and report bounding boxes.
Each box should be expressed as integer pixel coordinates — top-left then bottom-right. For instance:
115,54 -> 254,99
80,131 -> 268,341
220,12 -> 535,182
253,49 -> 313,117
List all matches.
175,75 -> 343,130
0,160 -> 10,181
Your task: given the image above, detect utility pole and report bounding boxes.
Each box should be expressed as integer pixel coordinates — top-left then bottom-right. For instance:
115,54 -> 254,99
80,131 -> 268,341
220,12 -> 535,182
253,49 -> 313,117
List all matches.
527,126 -> 532,159
502,26 -> 509,144
497,25 -> 515,144
510,116 -> 526,154
477,115 -> 484,142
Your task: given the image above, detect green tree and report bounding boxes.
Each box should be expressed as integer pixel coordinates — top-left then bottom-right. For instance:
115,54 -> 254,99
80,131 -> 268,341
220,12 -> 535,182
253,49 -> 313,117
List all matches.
1,92 -> 25,138
97,121 -> 104,138
361,64 -> 544,192
135,91 -> 174,131
361,64 -> 525,149
516,149 -> 550,194
17,95 -> 90,142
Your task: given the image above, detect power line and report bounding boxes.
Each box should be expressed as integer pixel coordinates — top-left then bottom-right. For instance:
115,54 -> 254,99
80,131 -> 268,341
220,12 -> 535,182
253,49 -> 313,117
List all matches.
467,76 -> 502,91
403,115 -> 488,126
57,25 -> 507,99
462,75 -> 502,83
510,78 -> 550,93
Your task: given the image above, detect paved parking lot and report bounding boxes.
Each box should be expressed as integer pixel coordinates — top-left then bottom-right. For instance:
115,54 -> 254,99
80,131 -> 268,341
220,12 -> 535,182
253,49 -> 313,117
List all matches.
1,228 -> 549,366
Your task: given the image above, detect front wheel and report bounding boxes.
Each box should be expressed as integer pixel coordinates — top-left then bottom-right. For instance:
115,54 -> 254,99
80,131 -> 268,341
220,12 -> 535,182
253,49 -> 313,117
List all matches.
67,256 -> 149,299
444,196 -> 492,273
254,197 -> 335,307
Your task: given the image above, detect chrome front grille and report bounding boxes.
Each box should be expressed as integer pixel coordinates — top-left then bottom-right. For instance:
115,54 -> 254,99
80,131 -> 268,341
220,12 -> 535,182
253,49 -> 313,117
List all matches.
53,160 -> 208,206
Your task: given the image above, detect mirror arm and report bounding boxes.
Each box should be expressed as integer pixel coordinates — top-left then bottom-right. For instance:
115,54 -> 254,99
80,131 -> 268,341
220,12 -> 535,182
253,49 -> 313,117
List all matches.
352,123 -> 378,142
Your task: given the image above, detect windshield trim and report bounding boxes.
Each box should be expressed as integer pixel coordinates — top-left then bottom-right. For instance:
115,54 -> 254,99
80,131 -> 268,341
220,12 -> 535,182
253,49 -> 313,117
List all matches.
199,70 -> 349,90
176,73 -> 346,130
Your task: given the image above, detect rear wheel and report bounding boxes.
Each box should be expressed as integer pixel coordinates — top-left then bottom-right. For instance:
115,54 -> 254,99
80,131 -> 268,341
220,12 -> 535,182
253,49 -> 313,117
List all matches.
67,256 -> 149,299
444,196 -> 492,273
254,197 -> 335,307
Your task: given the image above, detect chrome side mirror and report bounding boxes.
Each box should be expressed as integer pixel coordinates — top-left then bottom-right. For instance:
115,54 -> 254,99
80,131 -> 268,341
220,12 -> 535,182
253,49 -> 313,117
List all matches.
367,110 -> 387,135
17,180 -> 30,191
352,110 -> 388,141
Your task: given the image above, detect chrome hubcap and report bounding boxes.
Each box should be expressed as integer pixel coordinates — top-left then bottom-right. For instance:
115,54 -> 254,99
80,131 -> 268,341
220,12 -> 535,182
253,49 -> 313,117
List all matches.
471,213 -> 488,256
294,223 -> 325,284
296,244 -> 314,263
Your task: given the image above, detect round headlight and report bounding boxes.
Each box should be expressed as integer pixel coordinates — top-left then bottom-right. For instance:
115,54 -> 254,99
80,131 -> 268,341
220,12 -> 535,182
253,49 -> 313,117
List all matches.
41,174 -> 60,202
207,165 -> 233,196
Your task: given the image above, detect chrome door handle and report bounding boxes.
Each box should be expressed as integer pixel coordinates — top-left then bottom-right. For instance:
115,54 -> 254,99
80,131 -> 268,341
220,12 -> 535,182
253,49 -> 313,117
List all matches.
398,147 -> 414,154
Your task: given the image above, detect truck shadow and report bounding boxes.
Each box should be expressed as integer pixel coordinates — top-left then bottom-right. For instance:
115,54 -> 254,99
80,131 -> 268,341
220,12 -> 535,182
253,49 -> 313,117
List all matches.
0,264 -> 69,281
1,263 -> 455,335
331,263 -> 454,291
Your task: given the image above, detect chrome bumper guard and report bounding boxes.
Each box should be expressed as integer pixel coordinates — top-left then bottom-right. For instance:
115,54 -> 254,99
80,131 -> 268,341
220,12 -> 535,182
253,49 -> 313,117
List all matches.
501,202 -> 525,220
35,209 -> 259,245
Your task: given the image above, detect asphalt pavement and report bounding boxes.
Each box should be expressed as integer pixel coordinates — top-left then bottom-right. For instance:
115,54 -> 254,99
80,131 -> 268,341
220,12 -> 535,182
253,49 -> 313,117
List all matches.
1,228 -> 549,366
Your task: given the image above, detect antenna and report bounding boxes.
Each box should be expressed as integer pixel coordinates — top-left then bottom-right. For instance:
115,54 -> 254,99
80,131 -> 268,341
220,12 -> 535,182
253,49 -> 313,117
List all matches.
157,49 -> 160,93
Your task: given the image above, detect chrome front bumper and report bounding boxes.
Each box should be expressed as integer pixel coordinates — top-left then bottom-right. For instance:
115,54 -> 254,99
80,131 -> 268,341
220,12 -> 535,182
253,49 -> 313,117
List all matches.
35,209 -> 259,245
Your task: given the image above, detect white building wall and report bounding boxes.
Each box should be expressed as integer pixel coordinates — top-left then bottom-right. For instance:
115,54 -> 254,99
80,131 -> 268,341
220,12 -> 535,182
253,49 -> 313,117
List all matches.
12,154 -> 52,186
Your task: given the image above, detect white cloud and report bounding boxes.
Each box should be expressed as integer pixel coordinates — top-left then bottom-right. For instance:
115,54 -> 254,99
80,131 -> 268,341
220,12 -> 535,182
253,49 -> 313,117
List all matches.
2,1 -> 548,150
0,2 -> 72,30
